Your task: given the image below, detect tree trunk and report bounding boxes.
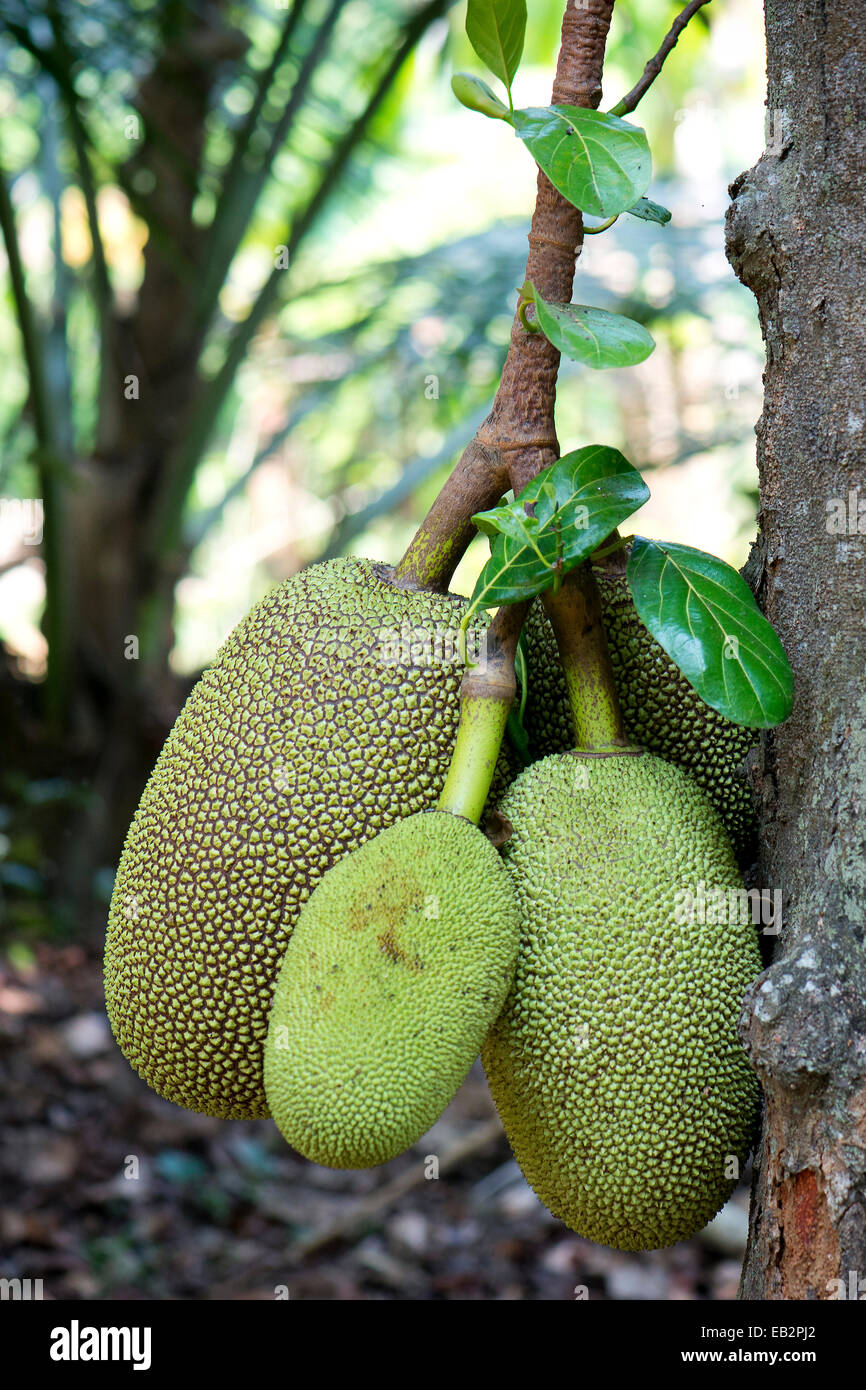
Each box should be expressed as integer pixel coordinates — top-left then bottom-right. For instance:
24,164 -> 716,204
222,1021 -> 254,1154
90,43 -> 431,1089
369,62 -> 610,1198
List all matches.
725,0 -> 866,1299
53,6 -> 231,915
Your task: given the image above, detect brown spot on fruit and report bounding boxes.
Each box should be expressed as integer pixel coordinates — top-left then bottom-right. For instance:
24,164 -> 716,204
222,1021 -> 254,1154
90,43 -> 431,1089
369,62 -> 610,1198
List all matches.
378,926 -> 423,972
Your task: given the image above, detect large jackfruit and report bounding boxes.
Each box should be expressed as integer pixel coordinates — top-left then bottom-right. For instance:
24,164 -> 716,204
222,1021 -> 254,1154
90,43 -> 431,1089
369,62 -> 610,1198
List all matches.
484,751 -> 761,1251
105,557 -> 505,1120
264,810 -> 520,1168
521,565 -> 758,859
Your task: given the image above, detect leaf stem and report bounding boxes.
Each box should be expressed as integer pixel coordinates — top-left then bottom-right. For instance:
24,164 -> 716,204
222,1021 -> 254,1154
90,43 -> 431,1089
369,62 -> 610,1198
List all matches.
583,213 -> 619,234
517,297 -> 540,333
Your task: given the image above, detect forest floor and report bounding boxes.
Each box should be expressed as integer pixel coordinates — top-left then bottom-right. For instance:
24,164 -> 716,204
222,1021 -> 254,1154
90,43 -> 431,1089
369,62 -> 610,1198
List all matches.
0,942 -> 750,1301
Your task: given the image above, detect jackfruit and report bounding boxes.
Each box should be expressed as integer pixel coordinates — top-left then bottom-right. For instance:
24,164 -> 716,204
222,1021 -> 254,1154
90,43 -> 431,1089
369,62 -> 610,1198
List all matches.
483,751 -> 761,1251
264,810 -> 520,1168
521,566 -> 758,859
105,556 -> 506,1120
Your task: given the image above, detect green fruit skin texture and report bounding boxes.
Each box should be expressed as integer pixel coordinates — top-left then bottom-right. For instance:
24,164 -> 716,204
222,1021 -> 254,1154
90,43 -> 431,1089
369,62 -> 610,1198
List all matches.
264,811 -> 521,1168
522,569 -> 758,861
483,752 -> 762,1252
105,557 -> 507,1120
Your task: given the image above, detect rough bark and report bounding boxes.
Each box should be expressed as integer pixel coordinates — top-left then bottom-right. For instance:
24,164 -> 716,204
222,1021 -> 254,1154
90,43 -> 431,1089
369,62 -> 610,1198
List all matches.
725,0 -> 866,1299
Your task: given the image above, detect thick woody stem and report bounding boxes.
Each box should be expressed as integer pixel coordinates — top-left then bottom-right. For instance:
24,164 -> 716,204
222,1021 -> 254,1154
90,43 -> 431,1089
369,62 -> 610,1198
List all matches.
484,0 -> 615,498
394,436 -> 501,597
394,0 -> 616,592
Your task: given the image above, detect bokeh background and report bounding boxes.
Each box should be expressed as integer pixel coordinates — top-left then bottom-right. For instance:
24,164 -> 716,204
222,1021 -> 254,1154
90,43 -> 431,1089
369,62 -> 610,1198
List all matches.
0,0 -> 765,1299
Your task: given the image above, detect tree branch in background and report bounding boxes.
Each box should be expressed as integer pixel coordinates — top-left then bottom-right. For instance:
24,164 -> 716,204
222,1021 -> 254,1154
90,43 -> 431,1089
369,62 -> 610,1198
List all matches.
195,0 -> 338,339
1,16 -> 196,281
142,0 -> 452,576
0,156 -> 69,727
47,4 -> 113,321
609,0 -> 712,118
38,81 -> 75,457
209,0 -> 310,217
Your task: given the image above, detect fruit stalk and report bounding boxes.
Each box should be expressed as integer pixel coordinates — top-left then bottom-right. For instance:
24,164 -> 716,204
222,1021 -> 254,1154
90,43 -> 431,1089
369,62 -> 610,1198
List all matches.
542,563 -> 630,752
438,600 -> 529,822
394,0 -> 616,593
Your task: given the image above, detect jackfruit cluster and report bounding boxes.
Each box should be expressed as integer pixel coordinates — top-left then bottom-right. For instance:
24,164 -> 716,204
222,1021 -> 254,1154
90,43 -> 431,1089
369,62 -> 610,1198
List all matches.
264,810 -> 520,1168
105,557 -> 506,1120
483,751 -> 761,1251
521,567 -> 758,860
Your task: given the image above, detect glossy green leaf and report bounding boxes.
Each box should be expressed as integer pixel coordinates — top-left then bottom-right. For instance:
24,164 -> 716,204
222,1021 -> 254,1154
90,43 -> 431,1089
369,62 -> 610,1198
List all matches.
451,73 -> 510,120
467,445 -> 649,616
524,280 -> 654,370
510,106 -> 650,218
465,0 -> 527,93
473,503 -> 541,549
625,195 -> 672,225
627,537 -> 795,728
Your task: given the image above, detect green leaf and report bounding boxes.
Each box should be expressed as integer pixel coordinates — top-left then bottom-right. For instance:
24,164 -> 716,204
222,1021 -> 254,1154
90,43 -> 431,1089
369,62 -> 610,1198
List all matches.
451,73 -> 510,120
510,106 -> 650,218
465,0 -> 527,93
473,504 -> 542,549
468,445 -> 649,616
625,195 -> 672,225
525,281 -> 654,370
626,537 -> 795,729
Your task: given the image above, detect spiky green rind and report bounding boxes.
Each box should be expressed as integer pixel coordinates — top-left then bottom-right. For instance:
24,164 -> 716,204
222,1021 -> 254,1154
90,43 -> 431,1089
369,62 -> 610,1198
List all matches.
521,571 -> 758,860
484,752 -> 762,1251
264,811 -> 521,1168
105,557 -> 508,1120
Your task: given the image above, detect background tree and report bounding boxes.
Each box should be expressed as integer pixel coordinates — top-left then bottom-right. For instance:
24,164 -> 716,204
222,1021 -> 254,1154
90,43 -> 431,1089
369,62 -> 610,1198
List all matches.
0,0 -> 452,914
726,0 -> 866,1299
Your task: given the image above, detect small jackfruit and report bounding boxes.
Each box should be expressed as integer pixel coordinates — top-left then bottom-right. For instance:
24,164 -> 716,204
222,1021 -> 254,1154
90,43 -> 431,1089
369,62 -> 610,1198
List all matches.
483,751 -> 761,1251
521,567 -> 758,859
105,557 -> 507,1120
264,811 -> 520,1168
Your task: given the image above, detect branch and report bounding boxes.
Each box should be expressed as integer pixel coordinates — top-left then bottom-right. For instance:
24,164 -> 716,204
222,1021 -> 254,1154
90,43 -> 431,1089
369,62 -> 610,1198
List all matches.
46,4 -> 113,323
0,155 -> 69,726
217,0 -> 310,194
39,79 -> 75,456
395,0 -> 617,591
1,18 -> 197,281
196,0 -> 332,337
609,0 -> 713,118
